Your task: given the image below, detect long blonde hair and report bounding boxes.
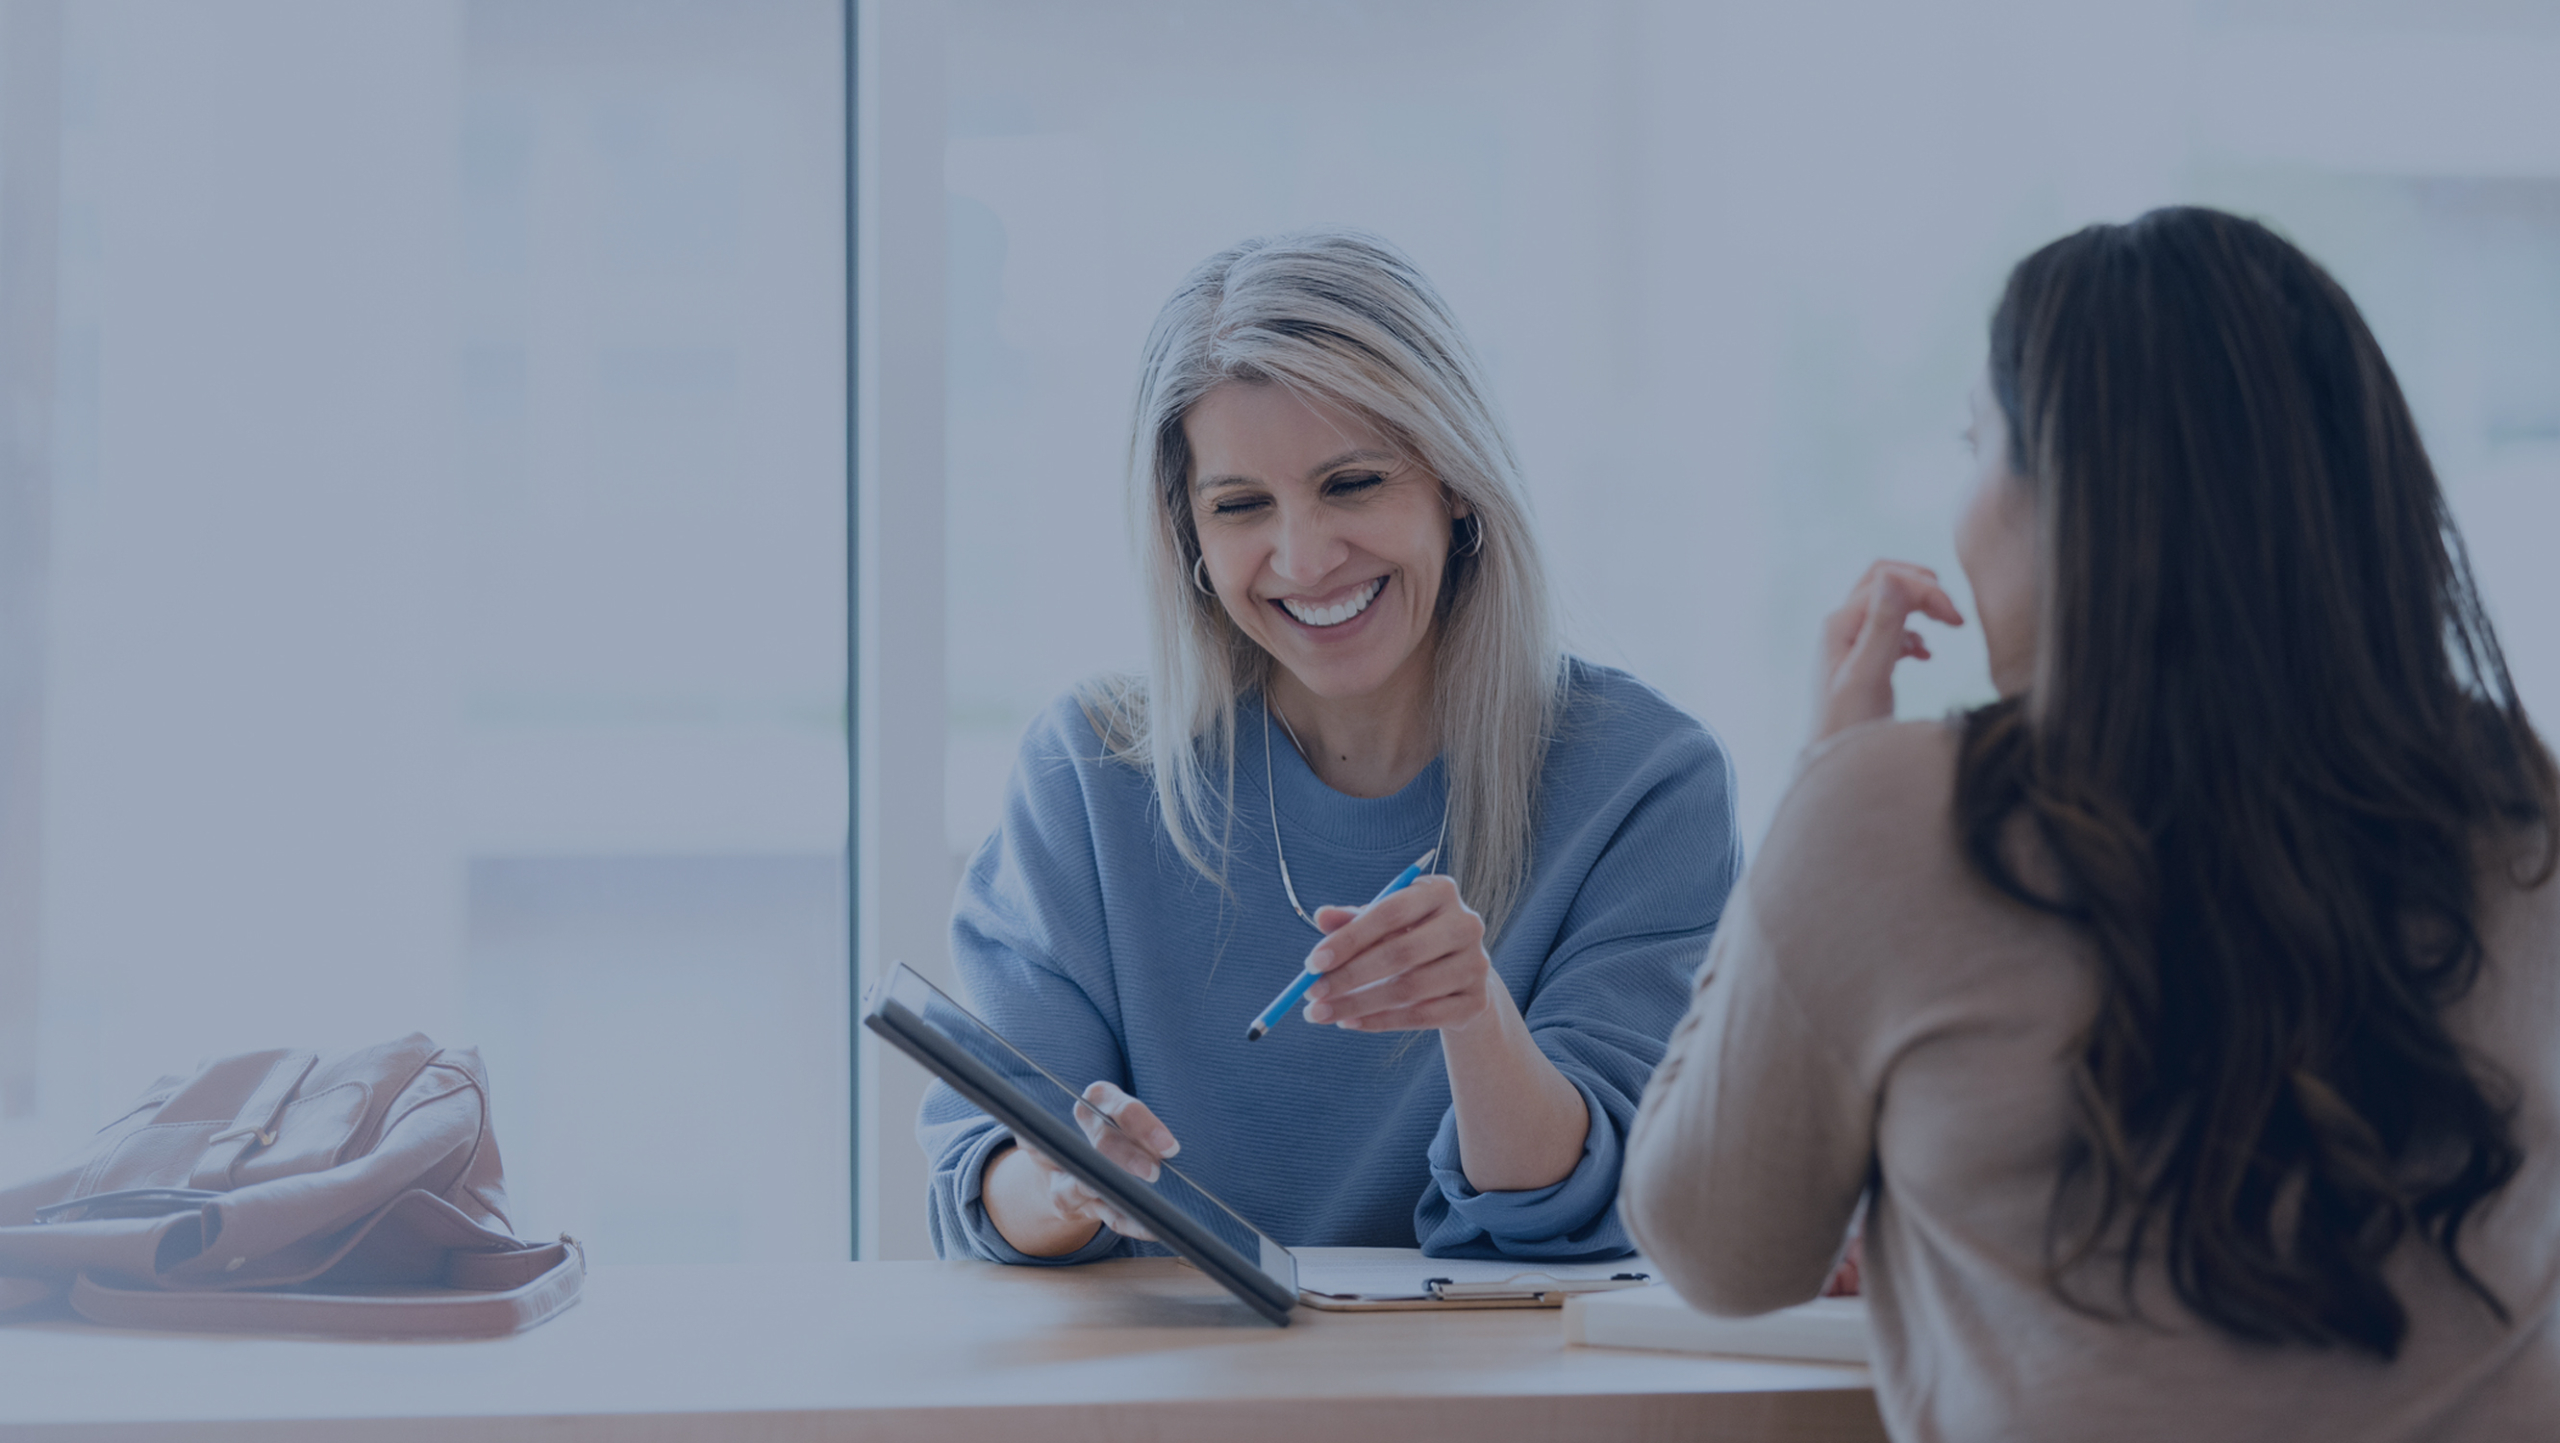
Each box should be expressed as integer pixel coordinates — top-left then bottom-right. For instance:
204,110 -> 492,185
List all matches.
1088,228 -> 1563,935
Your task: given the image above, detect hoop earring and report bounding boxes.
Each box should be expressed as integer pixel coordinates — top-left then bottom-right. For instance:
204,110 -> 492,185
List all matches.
1455,514 -> 1486,558
1192,554 -> 1216,596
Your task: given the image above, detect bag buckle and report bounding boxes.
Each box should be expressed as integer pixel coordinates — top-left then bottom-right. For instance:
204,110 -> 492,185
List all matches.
206,1127 -> 278,1149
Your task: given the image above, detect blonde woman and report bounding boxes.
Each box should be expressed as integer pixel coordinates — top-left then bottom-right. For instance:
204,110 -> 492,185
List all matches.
922,229 -> 1738,1262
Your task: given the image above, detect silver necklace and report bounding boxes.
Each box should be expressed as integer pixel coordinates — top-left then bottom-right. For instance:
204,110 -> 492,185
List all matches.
1263,699 -> 1448,934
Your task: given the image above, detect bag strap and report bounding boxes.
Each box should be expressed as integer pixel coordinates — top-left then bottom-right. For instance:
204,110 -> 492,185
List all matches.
187,1050 -> 318,1190
67,1237 -> 584,1340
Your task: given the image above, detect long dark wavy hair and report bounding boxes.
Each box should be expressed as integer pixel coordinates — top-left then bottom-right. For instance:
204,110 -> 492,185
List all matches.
1956,206 -> 2557,1357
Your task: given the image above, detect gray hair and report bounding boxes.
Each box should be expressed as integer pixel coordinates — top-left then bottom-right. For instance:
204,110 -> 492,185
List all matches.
1085,228 -> 1563,936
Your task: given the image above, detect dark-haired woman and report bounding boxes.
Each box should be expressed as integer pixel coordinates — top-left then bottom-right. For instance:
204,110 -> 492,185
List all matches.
1624,206 -> 2558,1441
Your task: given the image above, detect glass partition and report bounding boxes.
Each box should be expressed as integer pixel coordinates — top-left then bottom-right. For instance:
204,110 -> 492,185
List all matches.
0,0 -> 848,1266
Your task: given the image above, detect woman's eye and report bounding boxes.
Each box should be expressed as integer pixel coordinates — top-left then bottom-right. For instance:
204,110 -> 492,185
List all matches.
1328,472 -> 1385,496
1209,496 -> 1267,517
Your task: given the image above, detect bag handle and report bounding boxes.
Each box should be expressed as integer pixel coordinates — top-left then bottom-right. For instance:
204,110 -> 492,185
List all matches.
66,1236 -> 584,1340
32,1187 -> 221,1224
446,1236 -> 579,1290
188,1050 -> 318,1190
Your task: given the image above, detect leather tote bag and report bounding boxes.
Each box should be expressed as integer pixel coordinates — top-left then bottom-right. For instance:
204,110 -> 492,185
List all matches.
0,1034 -> 582,1338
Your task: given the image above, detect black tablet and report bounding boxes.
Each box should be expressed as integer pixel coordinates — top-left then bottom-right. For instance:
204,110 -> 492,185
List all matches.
861,963 -> 1299,1326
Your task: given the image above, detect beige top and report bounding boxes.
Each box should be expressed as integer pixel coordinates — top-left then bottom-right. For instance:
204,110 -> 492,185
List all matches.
1624,719 -> 2560,1443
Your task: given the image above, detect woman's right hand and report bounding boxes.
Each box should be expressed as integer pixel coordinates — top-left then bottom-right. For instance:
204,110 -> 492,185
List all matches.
1814,560 -> 1964,743
980,1081 -> 1180,1256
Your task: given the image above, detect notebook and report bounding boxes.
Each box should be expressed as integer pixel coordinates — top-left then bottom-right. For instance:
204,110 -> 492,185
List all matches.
1563,1286 -> 1870,1363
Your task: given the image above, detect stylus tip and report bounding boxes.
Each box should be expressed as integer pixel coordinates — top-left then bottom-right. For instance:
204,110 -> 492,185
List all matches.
1245,1024 -> 1266,1041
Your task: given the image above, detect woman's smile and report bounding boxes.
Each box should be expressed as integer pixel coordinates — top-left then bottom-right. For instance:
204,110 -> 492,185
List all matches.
1274,576 -> 1388,630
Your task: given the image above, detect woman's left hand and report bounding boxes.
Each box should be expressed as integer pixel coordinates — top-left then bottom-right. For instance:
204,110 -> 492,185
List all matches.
1303,875 -> 1494,1033
1823,1236 -> 1863,1297
1814,559 -> 1965,743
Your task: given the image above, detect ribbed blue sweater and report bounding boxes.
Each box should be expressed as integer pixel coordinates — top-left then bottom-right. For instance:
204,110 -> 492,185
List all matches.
921,659 -> 1740,1263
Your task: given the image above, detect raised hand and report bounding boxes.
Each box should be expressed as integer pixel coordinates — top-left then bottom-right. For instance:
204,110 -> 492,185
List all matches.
1814,560 -> 1964,743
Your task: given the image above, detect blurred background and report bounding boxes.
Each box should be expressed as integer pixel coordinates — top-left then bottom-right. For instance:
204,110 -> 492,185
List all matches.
939,0 -> 2560,858
3,0 -> 2556,1264
0,0 -> 848,1265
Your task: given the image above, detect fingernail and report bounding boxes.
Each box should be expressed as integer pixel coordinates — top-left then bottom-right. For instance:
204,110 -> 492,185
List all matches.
1306,982 -> 1329,1002
1309,948 -> 1334,971
1306,1002 -> 1331,1022
1159,1136 -> 1180,1157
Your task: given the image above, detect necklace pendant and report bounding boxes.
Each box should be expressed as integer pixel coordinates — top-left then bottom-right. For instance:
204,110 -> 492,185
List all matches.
1262,699 -> 1446,938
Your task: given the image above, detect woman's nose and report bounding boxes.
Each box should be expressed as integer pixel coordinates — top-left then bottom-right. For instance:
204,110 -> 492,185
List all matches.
1269,506 -> 1346,587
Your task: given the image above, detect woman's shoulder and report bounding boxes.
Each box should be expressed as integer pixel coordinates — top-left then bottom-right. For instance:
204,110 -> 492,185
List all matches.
1747,717 -> 1971,929
1055,673 -> 1145,757
1008,673 -> 1157,759
1795,714 -> 1963,799
1551,657 -> 1730,781
1004,677 -> 1152,802
1774,717 -> 1962,850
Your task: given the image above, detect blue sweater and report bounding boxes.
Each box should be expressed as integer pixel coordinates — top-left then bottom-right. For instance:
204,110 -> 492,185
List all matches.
921,659 -> 1740,1263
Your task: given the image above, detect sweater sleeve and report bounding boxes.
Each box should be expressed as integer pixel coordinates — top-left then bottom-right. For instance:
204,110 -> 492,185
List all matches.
1619,724 -> 1921,1313
920,705 -> 1140,1266
1619,886 -> 1872,1311
1413,721 -> 1742,1260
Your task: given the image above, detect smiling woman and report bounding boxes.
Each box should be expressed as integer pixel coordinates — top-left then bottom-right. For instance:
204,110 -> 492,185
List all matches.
1188,387 -> 1458,795
918,229 -> 1743,1267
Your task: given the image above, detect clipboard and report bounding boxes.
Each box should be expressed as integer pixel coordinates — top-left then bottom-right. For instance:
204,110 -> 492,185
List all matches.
1302,1279 -> 1655,1312
1288,1246 -> 1656,1311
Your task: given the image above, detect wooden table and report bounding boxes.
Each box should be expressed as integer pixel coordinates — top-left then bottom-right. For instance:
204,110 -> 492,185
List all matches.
0,1259 -> 1883,1442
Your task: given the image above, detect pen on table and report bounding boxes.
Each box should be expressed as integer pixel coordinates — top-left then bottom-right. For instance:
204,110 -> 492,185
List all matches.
1244,848 -> 1437,1042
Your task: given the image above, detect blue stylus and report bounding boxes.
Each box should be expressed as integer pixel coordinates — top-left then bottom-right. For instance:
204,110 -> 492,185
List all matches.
1244,848 -> 1438,1041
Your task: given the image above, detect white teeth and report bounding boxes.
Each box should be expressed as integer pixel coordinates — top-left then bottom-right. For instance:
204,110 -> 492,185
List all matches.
1281,578 -> 1385,628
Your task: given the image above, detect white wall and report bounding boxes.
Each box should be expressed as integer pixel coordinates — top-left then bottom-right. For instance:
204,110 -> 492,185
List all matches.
937,0 -> 2560,856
